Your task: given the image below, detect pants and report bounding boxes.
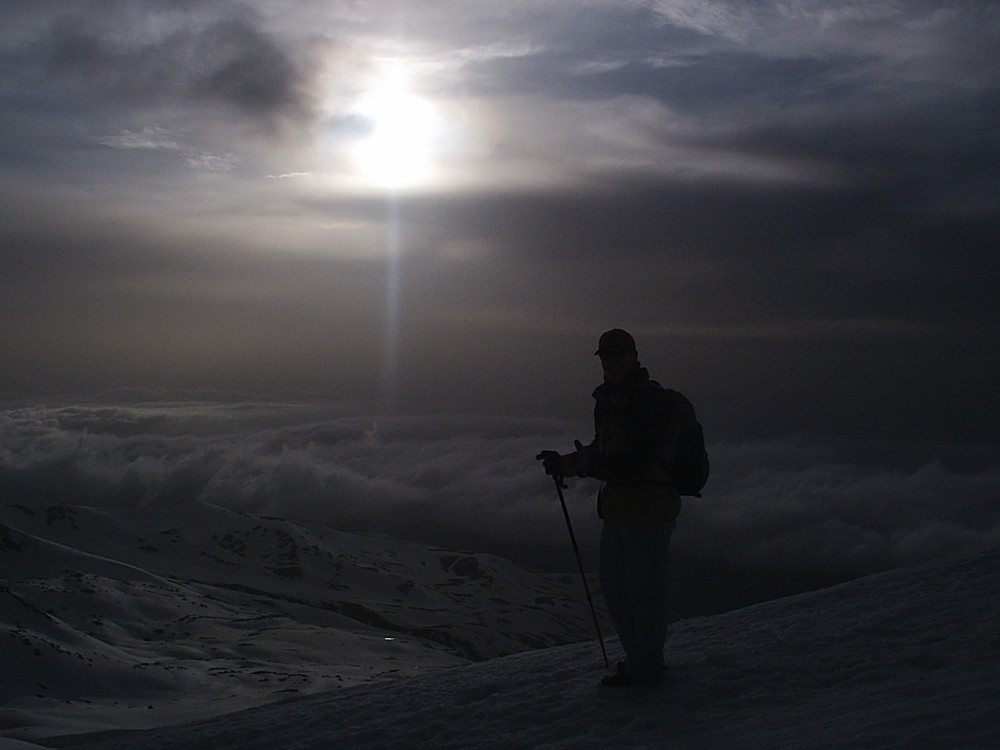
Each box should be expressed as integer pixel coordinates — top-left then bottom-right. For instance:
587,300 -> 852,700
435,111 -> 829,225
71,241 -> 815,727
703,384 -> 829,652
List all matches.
599,518 -> 675,684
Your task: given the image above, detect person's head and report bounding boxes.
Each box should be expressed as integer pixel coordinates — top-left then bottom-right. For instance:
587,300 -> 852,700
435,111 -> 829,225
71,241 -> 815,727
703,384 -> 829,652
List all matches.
595,328 -> 638,384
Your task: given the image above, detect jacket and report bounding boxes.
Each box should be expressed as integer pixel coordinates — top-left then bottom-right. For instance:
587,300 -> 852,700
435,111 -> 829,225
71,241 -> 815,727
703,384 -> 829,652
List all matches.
587,365 -> 681,522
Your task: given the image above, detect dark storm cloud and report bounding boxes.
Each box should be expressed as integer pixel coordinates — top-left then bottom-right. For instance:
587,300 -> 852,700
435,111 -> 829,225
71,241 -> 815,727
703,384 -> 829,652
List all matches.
2,402 -> 998,614
37,12 -> 313,128
390,157 -> 997,337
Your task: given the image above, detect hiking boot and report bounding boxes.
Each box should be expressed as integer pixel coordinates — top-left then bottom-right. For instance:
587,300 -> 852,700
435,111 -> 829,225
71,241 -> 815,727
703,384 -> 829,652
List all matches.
601,662 -> 665,688
616,659 -> 665,676
600,672 -> 635,687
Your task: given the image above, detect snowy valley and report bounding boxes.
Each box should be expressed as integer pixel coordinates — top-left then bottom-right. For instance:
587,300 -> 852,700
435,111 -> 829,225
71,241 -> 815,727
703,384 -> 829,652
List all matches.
2,496 -> 998,749
1,500 -> 605,745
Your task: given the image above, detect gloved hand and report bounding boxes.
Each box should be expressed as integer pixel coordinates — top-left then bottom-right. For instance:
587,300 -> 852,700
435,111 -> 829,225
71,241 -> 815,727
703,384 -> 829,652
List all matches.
536,441 -> 591,478
536,450 -> 563,477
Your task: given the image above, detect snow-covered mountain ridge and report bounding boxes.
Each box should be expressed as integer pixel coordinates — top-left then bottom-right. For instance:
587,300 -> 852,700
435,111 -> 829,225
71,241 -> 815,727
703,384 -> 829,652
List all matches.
1,500 -> 605,744
74,546 -> 1000,750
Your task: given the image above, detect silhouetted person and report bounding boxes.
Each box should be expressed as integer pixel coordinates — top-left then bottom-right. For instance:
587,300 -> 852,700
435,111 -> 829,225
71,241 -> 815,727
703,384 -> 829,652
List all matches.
538,329 -> 684,686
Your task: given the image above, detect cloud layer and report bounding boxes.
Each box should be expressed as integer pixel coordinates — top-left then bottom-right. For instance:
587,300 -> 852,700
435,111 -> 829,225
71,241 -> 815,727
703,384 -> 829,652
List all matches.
3,401 -> 997,614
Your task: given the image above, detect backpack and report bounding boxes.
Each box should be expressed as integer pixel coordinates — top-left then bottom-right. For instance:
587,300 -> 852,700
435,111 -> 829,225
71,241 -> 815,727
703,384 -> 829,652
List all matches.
664,389 -> 709,497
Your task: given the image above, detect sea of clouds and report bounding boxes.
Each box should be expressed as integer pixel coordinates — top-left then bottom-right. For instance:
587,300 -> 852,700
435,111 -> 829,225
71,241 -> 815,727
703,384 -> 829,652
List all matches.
2,398 -> 998,614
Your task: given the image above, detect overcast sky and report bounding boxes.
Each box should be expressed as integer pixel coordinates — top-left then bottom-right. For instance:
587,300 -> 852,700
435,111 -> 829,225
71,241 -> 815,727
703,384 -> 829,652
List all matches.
2,0 -> 999,443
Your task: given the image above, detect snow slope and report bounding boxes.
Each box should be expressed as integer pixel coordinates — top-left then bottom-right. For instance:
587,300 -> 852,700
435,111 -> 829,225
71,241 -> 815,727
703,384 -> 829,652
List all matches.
1,501 -> 606,744
25,547 -> 1000,749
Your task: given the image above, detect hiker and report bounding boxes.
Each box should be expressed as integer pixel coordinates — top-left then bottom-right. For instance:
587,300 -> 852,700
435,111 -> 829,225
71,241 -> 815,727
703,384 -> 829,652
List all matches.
537,329 -> 692,687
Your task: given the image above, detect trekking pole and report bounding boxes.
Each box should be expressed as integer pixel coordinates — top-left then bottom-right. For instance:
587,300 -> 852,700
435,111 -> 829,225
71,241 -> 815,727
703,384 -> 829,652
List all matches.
552,474 -> 609,668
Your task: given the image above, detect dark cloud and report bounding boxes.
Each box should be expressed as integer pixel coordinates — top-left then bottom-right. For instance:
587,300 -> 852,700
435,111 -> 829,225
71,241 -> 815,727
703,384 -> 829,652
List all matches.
2,402 -> 998,616
38,13 -> 313,129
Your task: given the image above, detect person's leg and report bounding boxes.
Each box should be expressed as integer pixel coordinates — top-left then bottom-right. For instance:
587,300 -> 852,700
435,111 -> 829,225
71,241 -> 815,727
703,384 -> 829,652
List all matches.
618,519 -> 674,684
599,521 -> 635,659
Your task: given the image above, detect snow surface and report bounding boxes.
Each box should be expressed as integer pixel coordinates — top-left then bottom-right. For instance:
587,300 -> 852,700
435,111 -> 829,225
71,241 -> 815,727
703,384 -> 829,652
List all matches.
3,499 -> 999,749
1,500 -> 604,745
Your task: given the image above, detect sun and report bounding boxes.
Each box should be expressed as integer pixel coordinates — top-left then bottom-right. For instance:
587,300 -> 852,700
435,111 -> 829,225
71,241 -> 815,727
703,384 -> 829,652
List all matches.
349,65 -> 441,188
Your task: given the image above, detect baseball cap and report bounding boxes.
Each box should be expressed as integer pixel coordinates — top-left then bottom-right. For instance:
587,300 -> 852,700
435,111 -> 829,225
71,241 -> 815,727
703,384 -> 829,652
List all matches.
595,328 -> 636,355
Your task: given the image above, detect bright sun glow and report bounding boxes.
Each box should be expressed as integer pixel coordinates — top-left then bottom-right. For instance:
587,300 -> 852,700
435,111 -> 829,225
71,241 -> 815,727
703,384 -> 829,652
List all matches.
350,65 -> 440,188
